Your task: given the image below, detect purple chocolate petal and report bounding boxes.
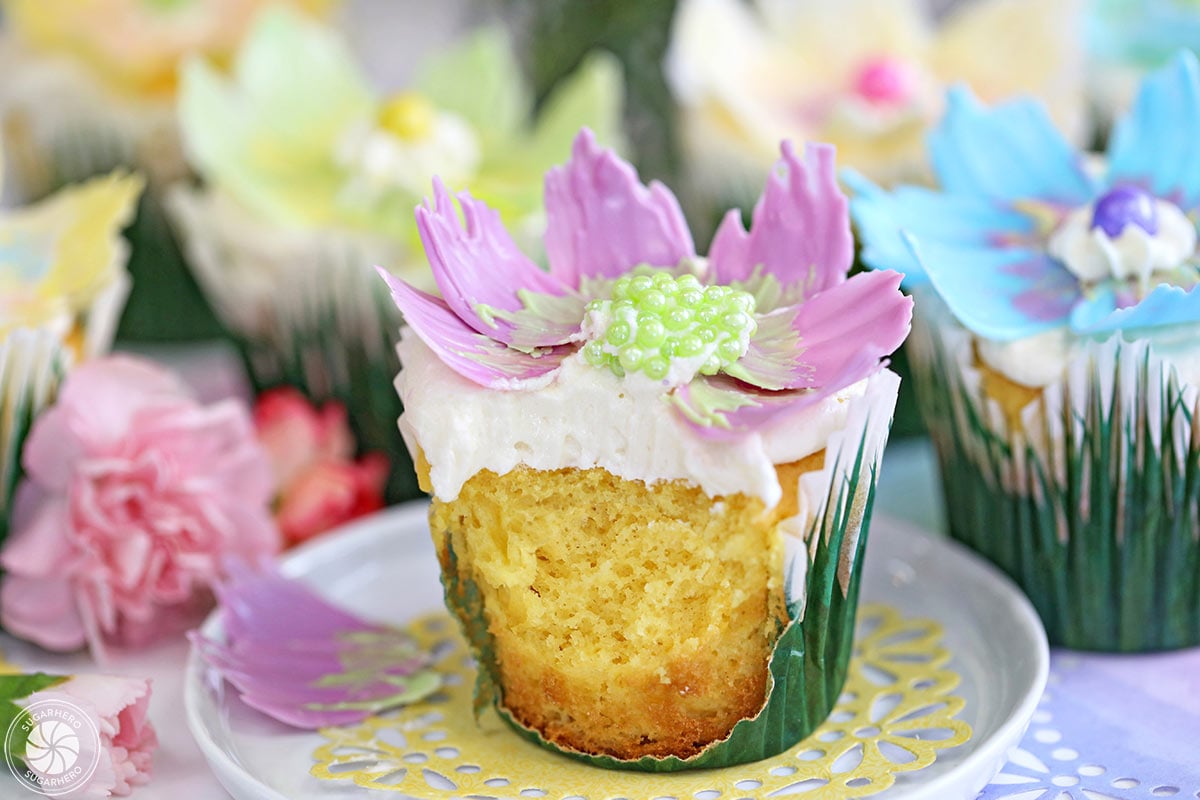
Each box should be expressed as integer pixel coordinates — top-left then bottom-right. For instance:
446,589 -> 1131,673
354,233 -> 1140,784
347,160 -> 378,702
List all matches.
192,567 -> 442,730
377,267 -> 569,389
417,179 -> 574,347
727,271 -> 912,391
671,348 -> 885,439
709,142 -> 854,302
544,128 -> 695,285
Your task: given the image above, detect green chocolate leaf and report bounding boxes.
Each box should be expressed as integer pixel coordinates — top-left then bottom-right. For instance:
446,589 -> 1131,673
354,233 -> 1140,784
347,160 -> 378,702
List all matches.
416,28 -> 531,153
724,306 -> 808,391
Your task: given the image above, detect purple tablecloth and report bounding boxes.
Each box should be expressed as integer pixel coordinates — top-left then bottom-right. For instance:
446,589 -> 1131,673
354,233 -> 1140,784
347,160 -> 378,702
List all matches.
877,440 -> 1200,798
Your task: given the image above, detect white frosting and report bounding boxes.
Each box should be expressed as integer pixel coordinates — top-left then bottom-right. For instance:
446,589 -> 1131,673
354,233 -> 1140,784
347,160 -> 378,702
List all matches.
1047,199 -> 1196,287
977,323 -> 1200,389
396,332 -> 867,506
975,328 -> 1076,388
336,110 -> 480,203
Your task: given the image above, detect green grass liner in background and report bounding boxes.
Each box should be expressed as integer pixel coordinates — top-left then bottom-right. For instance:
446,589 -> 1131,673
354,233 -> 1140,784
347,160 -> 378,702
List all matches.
912,320 -> 1200,651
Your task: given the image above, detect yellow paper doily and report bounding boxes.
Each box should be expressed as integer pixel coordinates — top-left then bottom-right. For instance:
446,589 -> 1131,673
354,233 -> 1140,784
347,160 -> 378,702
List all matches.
312,605 -> 971,799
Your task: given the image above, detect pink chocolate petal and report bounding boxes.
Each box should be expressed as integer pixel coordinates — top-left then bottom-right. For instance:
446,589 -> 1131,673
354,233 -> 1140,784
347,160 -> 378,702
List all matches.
417,179 -> 573,346
709,142 -> 854,304
192,566 -> 440,729
544,128 -> 695,285
730,270 -> 912,391
377,268 -> 568,390
673,350 -> 884,441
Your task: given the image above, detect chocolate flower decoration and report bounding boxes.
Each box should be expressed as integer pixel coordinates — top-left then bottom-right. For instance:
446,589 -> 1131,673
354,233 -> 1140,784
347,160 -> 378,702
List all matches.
379,129 -> 911,437
852,51 -> 1200,340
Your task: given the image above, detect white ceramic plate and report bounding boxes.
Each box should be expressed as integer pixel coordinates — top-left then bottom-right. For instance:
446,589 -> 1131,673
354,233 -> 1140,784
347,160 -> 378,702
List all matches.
185,505 -> 1047,800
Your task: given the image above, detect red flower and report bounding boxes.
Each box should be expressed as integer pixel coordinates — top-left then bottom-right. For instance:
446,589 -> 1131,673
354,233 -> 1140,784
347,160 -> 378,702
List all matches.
253,388 -> 388,546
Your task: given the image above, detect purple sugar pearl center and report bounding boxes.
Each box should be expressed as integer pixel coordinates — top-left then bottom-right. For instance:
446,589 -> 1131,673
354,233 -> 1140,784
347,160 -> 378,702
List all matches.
1091,184 -> 1159,238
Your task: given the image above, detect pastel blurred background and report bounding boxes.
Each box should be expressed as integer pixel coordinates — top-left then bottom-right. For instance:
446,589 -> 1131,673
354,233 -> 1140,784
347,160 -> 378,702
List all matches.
0,0 -> 1189,532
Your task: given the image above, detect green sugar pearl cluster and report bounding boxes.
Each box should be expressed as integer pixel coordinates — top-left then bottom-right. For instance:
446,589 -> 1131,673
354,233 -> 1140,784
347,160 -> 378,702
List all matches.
581,270 -> 758,381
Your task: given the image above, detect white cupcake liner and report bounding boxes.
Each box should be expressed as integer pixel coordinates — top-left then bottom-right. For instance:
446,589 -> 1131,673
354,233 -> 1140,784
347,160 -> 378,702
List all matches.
780,367 -> 901,612
166,184 -> 425,500
0,41 -> 184,198
0,272 -> 130,531
166,184 -> 413,391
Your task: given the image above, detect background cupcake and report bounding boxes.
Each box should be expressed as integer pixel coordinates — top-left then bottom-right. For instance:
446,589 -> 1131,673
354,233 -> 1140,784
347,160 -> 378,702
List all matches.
381,130 -> 911,767
665,0 -> 1086,442
853,51 -> 1200,651
0,161 -> 143,540
664,0 -> 1086,218
168,7 -> 623,502
0,0 -> 336,341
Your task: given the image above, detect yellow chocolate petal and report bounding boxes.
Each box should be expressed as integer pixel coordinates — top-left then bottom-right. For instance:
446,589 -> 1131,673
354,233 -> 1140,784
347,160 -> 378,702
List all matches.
0,170 -> 143,318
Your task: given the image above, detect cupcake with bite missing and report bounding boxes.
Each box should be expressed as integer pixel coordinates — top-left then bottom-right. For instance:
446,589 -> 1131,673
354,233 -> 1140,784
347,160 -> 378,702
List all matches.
380,129 -> 911,767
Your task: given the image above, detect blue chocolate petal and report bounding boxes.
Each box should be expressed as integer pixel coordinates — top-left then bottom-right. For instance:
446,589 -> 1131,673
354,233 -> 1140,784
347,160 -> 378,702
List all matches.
909,233 -> 1080,341
1106,51 -> 1200,210
846,168 -> 1036,286
929,87 -> 1096,206
1071,282 -> 1200,333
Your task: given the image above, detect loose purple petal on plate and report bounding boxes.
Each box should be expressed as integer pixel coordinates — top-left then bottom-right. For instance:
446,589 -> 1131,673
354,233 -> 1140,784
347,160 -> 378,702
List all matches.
709,142 -> 853,302
727,271 -> 912,391
544,128 -> 695,285
215,562 -> 371,642
416,179 -> 572,346
377,268 -> 568,390
192,566 -> 442,729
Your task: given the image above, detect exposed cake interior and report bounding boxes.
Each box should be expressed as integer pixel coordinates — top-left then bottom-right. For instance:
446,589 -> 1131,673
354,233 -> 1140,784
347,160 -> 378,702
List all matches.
424,454 -> 822,760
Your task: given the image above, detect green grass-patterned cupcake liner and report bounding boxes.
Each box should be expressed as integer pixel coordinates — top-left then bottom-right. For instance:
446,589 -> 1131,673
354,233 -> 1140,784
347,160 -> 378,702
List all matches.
167,185 -> 422,503
0,275 -> 129,542
0,332 -> 66,544
908,292 -> 1200,651
439,369 -> 900,771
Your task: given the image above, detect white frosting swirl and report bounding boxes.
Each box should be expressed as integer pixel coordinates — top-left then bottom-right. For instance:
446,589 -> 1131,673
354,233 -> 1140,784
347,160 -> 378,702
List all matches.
1047,198 -> 1196,287
397,332 -> 869,506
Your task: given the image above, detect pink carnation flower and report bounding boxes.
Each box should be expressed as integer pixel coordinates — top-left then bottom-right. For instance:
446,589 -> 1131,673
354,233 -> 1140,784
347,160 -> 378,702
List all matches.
0,355 -> 280,657
253,388 -> 388,546
19,675 -> 158,798
378,129 -> 912,435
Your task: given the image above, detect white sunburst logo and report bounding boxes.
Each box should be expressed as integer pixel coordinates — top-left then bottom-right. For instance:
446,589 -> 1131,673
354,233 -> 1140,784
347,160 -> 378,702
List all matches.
5,698 -> 100,797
